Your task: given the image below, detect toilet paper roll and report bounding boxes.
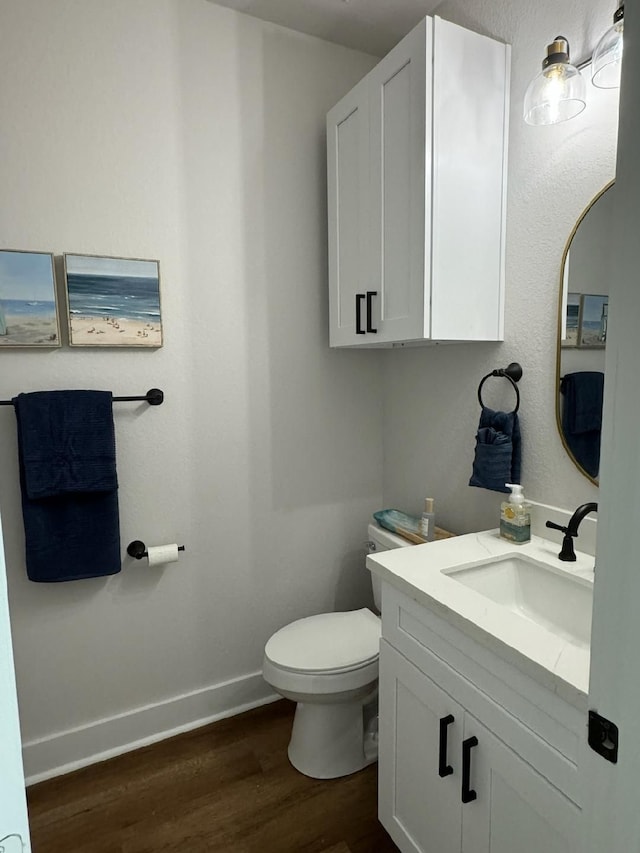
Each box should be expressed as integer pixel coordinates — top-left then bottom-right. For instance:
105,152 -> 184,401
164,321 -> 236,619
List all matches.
146,543 -> 180,566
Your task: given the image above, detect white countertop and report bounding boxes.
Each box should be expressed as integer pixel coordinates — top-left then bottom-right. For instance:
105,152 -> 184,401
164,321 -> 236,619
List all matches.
367,530 -> 595,707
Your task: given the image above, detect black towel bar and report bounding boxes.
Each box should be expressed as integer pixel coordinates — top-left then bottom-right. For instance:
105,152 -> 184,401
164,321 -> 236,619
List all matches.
477,363 -> 522,413
0,388 -> 164,407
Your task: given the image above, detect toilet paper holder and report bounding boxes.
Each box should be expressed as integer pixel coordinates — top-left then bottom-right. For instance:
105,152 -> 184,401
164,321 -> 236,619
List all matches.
127,540 -> 185,560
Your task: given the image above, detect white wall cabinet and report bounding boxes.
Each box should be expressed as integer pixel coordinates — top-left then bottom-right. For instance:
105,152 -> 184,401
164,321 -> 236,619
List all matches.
327,16 -> 510,348
378,586 -> 582,853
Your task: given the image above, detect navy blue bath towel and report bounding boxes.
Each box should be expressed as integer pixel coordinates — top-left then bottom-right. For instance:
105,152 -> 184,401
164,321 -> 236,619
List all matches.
13,391 -> 121,582
560,371 -> 604,479
469,406 -> 521,494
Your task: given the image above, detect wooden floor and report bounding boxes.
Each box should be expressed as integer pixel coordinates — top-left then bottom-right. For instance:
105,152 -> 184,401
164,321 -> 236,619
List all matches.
27,700 -> 398,853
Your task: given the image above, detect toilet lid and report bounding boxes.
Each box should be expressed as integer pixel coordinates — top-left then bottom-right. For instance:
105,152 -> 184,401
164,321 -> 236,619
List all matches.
265,608 -> 381,673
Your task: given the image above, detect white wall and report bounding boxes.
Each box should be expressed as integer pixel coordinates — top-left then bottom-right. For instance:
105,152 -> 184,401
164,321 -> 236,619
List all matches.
0,0 -> 380,779
382,0 -> 619,533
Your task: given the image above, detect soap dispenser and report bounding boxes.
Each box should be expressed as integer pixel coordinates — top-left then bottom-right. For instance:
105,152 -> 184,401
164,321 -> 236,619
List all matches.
500,484 -> 531,544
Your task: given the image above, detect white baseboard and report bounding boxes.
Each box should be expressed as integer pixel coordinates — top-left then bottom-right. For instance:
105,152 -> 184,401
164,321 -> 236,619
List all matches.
23,671 -> 279,785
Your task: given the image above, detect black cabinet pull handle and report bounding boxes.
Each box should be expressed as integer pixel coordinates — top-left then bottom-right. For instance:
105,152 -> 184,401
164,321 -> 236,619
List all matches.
355,293 -> 366,334
461,736 -> 478,803
438,714 -> 455,777
366,290 -> 378,333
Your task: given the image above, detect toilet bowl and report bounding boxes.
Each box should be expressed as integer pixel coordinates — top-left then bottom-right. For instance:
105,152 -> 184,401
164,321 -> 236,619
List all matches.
262,523 -> 410,779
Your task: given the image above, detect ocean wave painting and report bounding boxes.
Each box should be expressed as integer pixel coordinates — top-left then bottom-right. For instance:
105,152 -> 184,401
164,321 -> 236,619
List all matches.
65,254 -> 162,347
579,294 -> 608,348
0,250 -> 60,347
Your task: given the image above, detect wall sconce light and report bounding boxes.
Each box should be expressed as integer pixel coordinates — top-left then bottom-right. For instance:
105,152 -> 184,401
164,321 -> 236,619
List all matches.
523,37 -> 586,126
592,3 -> 624,88
523,3 -> 623,126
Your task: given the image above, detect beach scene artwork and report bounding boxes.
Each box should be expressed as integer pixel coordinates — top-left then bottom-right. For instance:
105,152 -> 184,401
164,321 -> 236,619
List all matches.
579,294 -> 608,348
0,250 -> 60,347
562,292 -> 580,348
65,254 -> 162,347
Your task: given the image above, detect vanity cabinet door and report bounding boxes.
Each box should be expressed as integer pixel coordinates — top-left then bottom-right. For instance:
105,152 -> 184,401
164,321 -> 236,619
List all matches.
379,640 -> 463,853
461,714 -> 580,853
326,76 -> 371,347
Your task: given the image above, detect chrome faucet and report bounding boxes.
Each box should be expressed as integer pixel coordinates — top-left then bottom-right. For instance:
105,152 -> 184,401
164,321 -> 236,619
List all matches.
545,502 -> 598,562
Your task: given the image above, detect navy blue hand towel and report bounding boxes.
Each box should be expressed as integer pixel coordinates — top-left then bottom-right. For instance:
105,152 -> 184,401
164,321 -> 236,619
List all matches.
561,372 -> 604,435
469,406 -> 521,494
14,391 -> 121,582
560,372 -> 604,479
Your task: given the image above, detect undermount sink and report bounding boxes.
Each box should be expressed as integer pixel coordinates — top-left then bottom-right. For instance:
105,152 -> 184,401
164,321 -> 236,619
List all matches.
444,553 -> 593,649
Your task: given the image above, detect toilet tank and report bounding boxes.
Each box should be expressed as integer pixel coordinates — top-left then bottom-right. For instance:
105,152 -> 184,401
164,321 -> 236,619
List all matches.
367,522 -> 412,612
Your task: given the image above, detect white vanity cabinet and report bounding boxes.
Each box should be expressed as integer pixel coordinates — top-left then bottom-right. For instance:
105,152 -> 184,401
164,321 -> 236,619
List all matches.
378,586 -> 583,853
326,16 -> 510,348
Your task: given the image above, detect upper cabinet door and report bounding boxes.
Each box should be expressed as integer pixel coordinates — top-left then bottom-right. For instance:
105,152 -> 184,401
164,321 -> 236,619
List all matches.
327,77 -> 371,347
430,18 -> 510,342
369,18 -> 431,345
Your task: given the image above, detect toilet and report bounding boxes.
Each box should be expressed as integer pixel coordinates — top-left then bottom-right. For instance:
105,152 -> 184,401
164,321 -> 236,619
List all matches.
262,522 -> 410,779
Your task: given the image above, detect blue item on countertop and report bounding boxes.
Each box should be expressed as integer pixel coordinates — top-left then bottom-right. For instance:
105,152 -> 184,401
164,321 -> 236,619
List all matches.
373,509 -> 422,539
13,390 -> 121,582
469,406 -> 521,494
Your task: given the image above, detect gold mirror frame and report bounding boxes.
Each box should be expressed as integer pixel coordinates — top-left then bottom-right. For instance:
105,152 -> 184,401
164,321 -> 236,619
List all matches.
555,179 -> 614,486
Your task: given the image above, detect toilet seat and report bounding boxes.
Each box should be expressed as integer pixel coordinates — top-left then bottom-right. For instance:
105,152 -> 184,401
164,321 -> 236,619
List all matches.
264,608 -> 381,674
263,608 -> 381,698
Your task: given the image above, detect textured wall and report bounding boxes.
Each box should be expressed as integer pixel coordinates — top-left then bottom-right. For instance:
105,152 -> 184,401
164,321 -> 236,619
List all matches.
382,0 -> 619,532
0,0 -> 380,755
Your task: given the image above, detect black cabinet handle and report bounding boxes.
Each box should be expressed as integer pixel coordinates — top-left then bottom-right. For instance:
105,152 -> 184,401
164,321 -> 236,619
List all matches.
438,714 -> 455,777
366,290 -> 378,333
461,736 -> 478,803
355,293 -> 366,334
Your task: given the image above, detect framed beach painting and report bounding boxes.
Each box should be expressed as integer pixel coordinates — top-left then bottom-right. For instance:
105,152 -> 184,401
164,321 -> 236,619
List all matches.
579,294 -> 608,348
562,292 -> 580,348
0,249 -> 60,347
64,254 -> 162,347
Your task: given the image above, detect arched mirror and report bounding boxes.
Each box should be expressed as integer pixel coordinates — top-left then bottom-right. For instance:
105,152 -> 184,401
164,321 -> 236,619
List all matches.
556,181 -> 615,485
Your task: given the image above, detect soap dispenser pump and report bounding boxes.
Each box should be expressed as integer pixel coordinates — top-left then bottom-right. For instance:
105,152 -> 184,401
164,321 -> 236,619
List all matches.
500,483 -> 531,544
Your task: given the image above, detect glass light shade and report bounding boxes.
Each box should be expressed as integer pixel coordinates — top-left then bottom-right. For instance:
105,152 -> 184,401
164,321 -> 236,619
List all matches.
523,62 -> 587,126
592,17 -> 624,88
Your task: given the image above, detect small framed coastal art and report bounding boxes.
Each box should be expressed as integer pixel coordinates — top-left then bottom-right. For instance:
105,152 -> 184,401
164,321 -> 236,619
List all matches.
0,249 -> 60,347
579,294 -> 608,348
64,254 -> 162,347
561,292 -> 580,348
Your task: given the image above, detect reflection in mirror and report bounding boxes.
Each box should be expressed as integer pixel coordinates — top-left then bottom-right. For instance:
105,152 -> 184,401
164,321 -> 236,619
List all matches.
556,181 -> 615,484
